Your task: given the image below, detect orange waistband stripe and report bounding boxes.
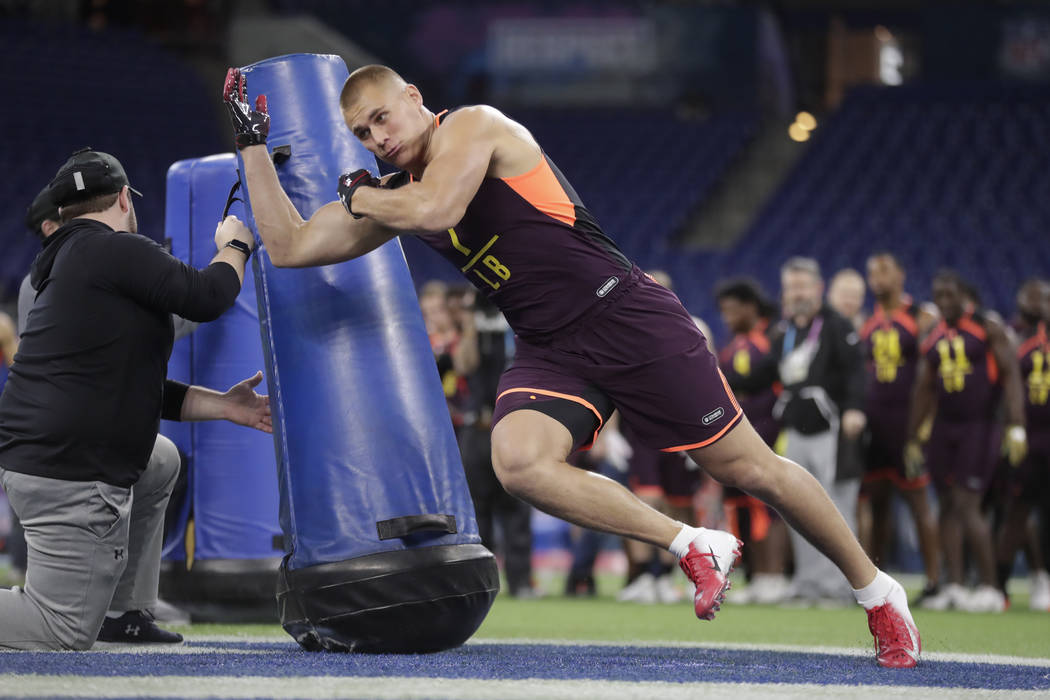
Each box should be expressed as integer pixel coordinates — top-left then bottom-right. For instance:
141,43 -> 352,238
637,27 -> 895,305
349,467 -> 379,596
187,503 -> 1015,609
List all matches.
496,387 -> 604,449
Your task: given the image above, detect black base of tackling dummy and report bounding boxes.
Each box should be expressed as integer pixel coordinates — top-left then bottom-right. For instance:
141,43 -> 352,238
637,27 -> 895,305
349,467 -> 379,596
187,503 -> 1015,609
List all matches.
277,543 -> 500,653
160,558 -> 283,623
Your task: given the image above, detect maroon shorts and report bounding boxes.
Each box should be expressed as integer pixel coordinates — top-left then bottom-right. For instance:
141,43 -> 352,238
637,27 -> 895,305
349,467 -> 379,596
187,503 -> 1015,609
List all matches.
862,403 -> 929,491
492,270 -> 742,453
626,434 -> 700,506
925,418 -> 999,492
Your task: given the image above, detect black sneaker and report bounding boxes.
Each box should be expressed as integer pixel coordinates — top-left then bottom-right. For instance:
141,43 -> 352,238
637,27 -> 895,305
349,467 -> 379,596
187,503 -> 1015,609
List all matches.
96,610 -> 183,645
910,582 -> 940,608
564,572 -> 596,597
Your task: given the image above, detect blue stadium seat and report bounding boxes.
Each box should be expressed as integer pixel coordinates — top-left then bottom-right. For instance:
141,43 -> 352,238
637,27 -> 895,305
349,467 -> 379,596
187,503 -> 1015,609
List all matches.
0,19 -> 225,304
714,82 -> 1050,341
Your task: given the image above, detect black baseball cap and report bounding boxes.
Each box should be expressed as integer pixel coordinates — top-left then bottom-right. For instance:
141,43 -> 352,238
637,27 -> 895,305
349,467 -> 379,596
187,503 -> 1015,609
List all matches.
47,147 -> 142,208
25,185 -> 60,234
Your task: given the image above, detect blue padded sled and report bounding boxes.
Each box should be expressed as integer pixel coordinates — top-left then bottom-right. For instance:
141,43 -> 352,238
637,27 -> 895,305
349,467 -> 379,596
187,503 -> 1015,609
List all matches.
236,53 -> 497,653
160,154 -> 283,614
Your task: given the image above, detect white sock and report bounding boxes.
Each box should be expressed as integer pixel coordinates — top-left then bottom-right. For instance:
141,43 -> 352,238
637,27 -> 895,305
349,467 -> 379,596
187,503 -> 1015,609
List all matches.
852,569 -> 895,609
105,610 -> 126,619
669,523 -> 703,560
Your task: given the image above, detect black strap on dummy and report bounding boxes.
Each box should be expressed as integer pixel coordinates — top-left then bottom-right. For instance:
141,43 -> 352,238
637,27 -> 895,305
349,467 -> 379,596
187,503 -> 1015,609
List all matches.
376,514 -> 458,540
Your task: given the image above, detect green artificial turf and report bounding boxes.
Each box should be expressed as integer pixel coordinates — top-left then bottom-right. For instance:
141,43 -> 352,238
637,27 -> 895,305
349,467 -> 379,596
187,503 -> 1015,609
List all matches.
473,594 -> 1050,658
178,582 -> 1050,660
6,558 -> 1044,659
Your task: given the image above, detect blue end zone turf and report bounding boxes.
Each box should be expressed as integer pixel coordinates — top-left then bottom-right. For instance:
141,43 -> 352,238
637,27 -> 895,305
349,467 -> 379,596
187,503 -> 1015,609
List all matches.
2,641 -> 1048,692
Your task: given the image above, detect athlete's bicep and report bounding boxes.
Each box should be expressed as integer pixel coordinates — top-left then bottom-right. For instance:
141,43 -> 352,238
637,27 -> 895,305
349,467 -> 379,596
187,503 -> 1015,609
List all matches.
416,111 -> 496,227
275,201 -> 397,268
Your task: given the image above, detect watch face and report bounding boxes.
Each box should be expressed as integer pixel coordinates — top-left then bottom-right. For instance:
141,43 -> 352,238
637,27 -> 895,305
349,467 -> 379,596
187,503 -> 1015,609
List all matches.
226,240 -> 252,256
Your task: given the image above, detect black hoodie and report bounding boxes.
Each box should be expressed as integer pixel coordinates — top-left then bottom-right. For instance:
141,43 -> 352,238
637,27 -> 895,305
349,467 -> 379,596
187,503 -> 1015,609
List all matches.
0,219 -> 240,487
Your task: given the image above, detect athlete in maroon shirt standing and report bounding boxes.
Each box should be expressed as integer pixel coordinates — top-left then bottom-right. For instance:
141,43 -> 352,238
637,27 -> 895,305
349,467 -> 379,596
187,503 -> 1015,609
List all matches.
858,253 -> 940,605
224,64 -> 920,667
997,279 -> 1050,611
908,271 -> 1026,613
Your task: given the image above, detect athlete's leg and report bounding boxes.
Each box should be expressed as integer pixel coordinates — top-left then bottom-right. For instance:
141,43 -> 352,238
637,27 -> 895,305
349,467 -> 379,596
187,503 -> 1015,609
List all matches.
857,490 -> 875,559
490,410 -> 681,548
754,517 -> 790,575
937,485 -> 964,584
689,418 -> 919,666
996,498 -> 1031,592
460,425 -> 499,553
864,479 -> 893,564
614,493 -> 689,604
622,492 -> 668,572
688,418 -> 876,589
1025,515 -> 1047,573
616,490 -> 668,604
955,485 -> 997,588
899,484 -> 940,586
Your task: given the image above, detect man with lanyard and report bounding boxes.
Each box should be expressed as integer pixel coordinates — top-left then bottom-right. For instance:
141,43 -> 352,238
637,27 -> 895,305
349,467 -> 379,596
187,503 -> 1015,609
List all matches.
770,257 -> 867,606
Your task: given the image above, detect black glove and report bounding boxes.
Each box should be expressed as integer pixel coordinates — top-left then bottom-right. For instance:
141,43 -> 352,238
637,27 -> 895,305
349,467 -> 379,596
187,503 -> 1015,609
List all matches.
223,67 -> 269,150
338,169 -> 380,219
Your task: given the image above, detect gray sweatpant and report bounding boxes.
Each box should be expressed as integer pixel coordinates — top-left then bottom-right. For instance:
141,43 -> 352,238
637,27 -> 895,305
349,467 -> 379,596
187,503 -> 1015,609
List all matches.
0,434 -> 180,650
784,427 -> 860,600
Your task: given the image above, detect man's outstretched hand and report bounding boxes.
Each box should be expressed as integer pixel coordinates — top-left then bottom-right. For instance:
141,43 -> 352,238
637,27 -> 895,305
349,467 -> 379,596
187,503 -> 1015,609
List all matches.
223,371 -> 272,433
223,67 -> 270,150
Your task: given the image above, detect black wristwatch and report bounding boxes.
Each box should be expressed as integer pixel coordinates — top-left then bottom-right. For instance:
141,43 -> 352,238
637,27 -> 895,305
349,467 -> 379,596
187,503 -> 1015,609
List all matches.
224,239 -> 253,259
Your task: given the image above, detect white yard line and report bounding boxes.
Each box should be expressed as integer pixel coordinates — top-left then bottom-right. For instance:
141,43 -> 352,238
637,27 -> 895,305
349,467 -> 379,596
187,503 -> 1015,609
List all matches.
1,675 -> 1046,700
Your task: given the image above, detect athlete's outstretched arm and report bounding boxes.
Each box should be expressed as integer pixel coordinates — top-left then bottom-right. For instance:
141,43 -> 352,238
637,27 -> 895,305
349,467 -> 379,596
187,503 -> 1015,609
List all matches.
240,146 -> 397,267
349,108 -> 497,232
224,67 -> 397,268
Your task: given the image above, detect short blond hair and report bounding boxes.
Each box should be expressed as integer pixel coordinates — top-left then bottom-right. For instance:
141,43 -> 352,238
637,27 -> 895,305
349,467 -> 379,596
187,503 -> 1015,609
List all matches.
340,64 -> 407,112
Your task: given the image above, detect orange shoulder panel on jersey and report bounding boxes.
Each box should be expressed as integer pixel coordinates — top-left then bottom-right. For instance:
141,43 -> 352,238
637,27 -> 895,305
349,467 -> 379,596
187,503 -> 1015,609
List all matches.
892,308 -> 919,337
501,157 -> 577,227
748,330 -> 771,354
859,312 -> 881,340
1017,323 -> 1048,358
1018,334 -> 1043,358
958,315 -> 987,342
920,321 -> 948,356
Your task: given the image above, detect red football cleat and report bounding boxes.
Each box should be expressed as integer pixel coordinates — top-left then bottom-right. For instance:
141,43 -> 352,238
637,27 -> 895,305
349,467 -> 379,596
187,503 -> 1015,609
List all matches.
677,529 -> 743,620
865,579 -> 921,668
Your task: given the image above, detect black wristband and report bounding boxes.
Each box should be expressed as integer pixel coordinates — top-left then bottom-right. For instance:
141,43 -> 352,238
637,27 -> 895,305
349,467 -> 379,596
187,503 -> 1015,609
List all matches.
162,379 -> 190,421
224,239 -> 253,259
